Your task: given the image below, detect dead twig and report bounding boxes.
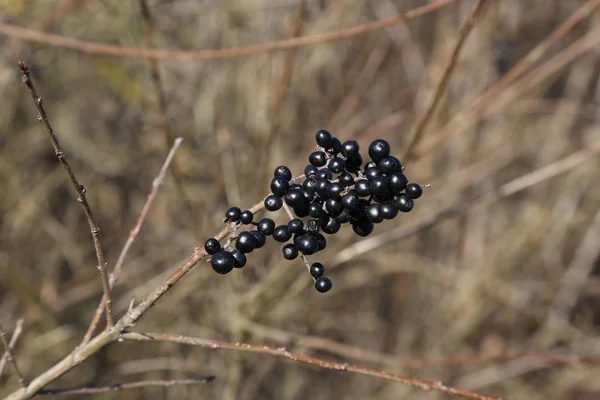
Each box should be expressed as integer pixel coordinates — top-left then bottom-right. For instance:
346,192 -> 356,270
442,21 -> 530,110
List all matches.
0,321 -> 26,387
19,61 -> 114,329
36,377 -> 215,396
0,0 -> 459,61
403,0 -> 488,161
122,331 -> 504,400
81,137 -> 184,344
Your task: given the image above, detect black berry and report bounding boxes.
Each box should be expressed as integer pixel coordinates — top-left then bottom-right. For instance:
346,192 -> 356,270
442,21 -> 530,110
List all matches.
352,217 -> 374,237
273,225 -> 292,242
282,243 -> 299,260
264,195 -> 283,211
225,207 -> 241,222
315,129 -> 334,148
328,157 -> 345,173
310,262 -> 325,278
394,194 -> 414,212
270,177 -> 290,197
274,165 -> 292,181
211,251 -> 235,274
309,151 -> 327,167
204,238 -> 221,255
257,218 -> 275,235
296,234 -> 319,255
388,172 -> 408,193
240,210 -> 254,224
368,139 -> 391,163
341,140 -> 360,158
405,183 -> 423,199
288,219 -> 304,234
236,231 -> 257,253
231,250 -> 247,268
354,179 -> 371,197
315,277 -> 333,293
250,230 -> 266,248
380,202 -> 398,220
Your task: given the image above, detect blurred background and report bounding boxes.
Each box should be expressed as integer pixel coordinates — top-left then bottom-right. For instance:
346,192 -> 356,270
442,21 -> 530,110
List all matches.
1,0 -> 600,399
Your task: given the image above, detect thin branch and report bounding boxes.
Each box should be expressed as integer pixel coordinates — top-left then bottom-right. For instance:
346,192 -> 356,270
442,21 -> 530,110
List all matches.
333,139 -> 600,266
122,331 -> 504,400
415,0 -> 600,156
402,0 -> 487,161
18,61 -> 114,328
241,319 -> 600,369
0,0 -> 459,61
0,320 -> 24,379
0,322 -> 25,387
37,377 -> 215,395
138,0 -> 201,233
81,137 -> 184,344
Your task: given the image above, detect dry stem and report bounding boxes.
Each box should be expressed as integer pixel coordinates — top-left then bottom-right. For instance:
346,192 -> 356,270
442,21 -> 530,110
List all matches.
0,323 -> 25,387
81,137 -> 184,344
122,331 -> 504,400
36,377 -> 215,395
18,62 -> 114,328
0,0 -> 459,61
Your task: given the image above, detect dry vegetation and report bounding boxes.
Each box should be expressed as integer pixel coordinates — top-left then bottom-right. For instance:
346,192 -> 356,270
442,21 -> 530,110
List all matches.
1,0 -> 600,399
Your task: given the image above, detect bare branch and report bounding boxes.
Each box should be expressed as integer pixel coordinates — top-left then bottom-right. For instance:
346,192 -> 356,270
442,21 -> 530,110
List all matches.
403,0 -> 488,161
122,331 -> 504,400
81,137 -> 184,344
18,61 -> 114,328
0,321 -> 26,387
0,0 -> 458,61
36,377 -> 215,396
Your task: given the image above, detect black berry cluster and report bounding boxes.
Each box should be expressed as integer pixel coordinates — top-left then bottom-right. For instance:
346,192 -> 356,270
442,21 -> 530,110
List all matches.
204,130 -> 425,293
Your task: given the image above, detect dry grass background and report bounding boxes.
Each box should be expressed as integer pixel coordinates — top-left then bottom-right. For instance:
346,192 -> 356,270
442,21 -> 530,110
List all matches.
1,0 -> 600,399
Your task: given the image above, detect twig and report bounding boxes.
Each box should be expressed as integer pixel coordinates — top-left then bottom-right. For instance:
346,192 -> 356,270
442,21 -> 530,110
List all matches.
241,319 -> 600,368
81,137 -> 184,344
0,322 -> 25,387
281,202 -> 312,275
0,320 -> 24,379
18,61 -> 114,328
36,377 -> 215,395
415,0 -> 600,156
121,331 -> 504,400
402,0 -> 487,161
0,0 -> 459,61
333,139 -> 600,266
138,0 -> 200,232
262,0 -> 306,185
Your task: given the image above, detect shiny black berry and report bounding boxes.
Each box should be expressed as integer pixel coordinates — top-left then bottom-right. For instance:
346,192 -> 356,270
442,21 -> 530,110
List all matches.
273,225 -> 292,242
204,238 -> 221,255
390,156 -> 404,172
394,194 -> 414,212
264,195 -> 283,211
308,202 -> 324,218
257,218 -> 275,235
380,202 -> 398,220
345,153 -> 363,171
225,207 -> 241,222
303,177 -> 317,191
315,130 -> 334,148
288,219 -> 304,234
315,180 -> 330,197
285,188 -> 305,208
211,251 -> 235,274
304,165 -> 318,177
293,202 -> 310,218
371,176 -> 390,197
282,243 -> 299,260
326,182 -> 344,199
231,250 -> 247,268
354,179 -> 371,197
368,139 -> 391,163
315,277 -> 333,293
405,183 -> 423,199
235,232 -> 256,253
341,191 -> 359,209
352,217 -> 374,237
377,157 -> 397,174
296,234 -> 319,255
274,165 -> 292,181
366,204 -> 384,223
388,172 -> 408,193
339,172 -> 355,187
320,215 -> 341,234
325,198 -> 343,216
270,177 -> 290,196
250,230 -> 266,248
365,167 -> 381,181
310,262 -> 325,278
330,138 -> 342,155
240,210 -> 254,224
334,208 -> 352,223
328,157 -> 345,173
315,169 -> 333,181
341,140 -> 360,158
309,151 -> 327,167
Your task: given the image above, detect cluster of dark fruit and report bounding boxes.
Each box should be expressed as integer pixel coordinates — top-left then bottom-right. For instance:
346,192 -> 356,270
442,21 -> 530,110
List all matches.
204,130 -> 424,293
